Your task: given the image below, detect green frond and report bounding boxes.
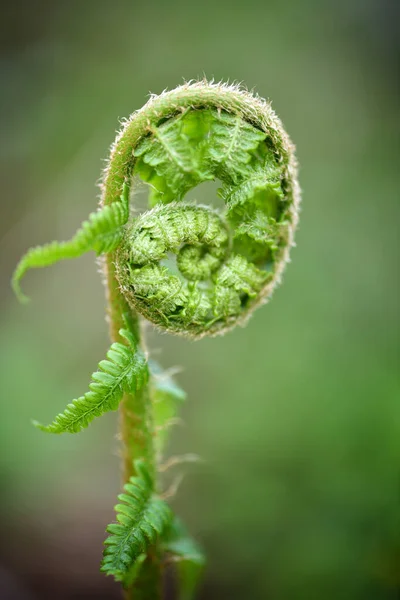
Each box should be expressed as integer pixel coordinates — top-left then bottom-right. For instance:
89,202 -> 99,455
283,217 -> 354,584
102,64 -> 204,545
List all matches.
12,183 -> 130,302
163,517 -> 205,600
235,212 -> 284,248
214,254 -> 270,298
216,162 -> 285,262
102,459 -> 173,584
134,110 -> 215,206
134,157 -> 177,206
232,212 -> 285,263
33,328 -> 147,434
149,361 -> 186,457
222,165 -> 284,220
134,112 -> 213,200
207,110 -> 266,183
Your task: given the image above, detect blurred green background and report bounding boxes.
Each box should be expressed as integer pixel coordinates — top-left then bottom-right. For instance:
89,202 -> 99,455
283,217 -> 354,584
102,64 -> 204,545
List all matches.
1,0 -> 399,598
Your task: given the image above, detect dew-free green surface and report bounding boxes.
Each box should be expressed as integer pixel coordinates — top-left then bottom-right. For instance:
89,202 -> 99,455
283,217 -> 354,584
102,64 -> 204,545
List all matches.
1,1 -> 399,598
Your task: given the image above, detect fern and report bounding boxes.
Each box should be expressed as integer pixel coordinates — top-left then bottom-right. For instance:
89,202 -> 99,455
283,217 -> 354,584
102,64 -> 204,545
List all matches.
33,328 -> 148,434
12,81 -> 300,599
102,459 -> 173,585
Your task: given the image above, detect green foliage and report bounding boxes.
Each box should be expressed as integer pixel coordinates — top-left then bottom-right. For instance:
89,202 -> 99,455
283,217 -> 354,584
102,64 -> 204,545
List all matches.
134,111 -> 213,201
102,459 -> 173,585
222,164 -> 283,223
207,110 -> 266,183
33,328 -> 148,433
12,183 -> 130,302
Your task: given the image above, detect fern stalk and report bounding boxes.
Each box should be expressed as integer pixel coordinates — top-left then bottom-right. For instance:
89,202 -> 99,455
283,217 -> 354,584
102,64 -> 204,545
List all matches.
12,80 -> 300,598
104,274 -> 159,596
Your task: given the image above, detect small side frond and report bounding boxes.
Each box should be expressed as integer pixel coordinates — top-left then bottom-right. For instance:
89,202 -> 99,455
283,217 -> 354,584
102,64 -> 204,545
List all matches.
12,184 -> 130,302
33,329 -> 147,434
163,517 -> 205,600
102,459 -> 173,584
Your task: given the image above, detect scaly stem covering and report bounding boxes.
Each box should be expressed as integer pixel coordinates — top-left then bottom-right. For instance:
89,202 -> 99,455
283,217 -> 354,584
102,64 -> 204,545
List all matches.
12,81 -> 300,598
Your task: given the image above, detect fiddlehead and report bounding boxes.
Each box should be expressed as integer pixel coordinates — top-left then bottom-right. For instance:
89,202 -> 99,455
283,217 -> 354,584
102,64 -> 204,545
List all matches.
12,81 -> 300,598
112,98 -> 298,338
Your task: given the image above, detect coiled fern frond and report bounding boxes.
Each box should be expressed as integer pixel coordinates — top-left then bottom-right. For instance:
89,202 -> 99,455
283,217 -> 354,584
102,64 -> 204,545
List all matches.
12,81 -> 300,599
114,105 -> 297,337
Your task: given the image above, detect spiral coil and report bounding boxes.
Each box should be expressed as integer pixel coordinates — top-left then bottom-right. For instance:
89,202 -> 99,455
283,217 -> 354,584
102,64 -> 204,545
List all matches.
109,91 -> 299,337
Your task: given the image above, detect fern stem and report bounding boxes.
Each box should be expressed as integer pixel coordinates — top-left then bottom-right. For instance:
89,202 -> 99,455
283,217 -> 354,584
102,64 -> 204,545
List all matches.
104,258 -> 162,595
125,549 -> 163,600
119,372 -> 154,482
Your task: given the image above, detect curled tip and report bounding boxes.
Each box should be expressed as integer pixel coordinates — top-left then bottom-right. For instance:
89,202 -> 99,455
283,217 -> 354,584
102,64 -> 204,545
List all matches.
31,419 -> 47,432
12,276 -> 30,304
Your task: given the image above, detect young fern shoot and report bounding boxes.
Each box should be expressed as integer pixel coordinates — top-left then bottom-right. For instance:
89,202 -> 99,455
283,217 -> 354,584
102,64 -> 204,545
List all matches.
13,81 -> 300,599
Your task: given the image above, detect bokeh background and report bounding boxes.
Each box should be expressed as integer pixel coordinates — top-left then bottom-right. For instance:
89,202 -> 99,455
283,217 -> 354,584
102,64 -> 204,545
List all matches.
1,0 -> 399,598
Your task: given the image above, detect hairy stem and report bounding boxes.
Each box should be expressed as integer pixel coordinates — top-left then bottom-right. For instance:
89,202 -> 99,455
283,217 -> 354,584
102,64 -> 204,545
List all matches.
104,255 -> 161,596
102,240 -> 159,599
